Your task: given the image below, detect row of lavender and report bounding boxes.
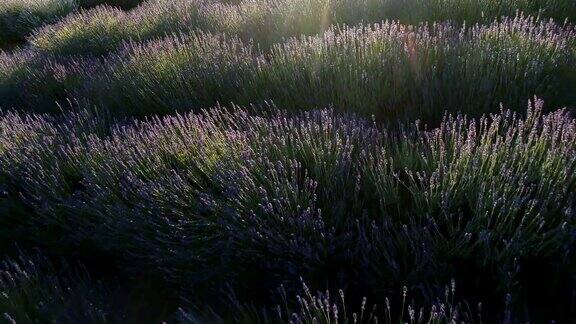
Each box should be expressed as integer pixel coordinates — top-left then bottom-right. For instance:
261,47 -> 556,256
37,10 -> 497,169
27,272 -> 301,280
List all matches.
27,0 -> 576,56
0,0 -> 145,48
1,98 -> 575,321
2,15 -> 575,123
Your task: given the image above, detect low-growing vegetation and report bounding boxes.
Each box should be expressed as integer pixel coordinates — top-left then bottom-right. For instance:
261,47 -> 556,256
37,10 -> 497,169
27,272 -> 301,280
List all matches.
3,15 -> 576,122
29,0 -> 576,56
1,99 -> 576,321
94,15 -> 575,120
1,0 -> 575,322
0,0 -> 76,48
0,0 -> 147,49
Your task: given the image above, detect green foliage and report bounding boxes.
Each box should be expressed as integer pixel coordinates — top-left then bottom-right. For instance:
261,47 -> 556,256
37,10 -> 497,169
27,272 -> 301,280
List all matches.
29,0 -> 213,57
0,0 -> 76,47
0,0 -> 147,48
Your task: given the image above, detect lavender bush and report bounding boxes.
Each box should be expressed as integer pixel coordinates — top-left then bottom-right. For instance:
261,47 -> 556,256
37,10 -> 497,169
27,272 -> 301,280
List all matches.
0,0 -> 147,48
30,0 -> 215,57
78,0 -> 147,10
0,49 -> 106,114
1,99 -> 574,319
4,16 -> 574,120
88,16 -> 575,121
0,0 -> 76,47
28,0 -> 576,57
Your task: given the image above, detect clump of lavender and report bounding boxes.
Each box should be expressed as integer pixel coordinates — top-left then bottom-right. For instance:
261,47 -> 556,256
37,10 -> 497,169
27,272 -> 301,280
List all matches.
0,0 -> 76,47
29,0 -> 216,57
0,99 -> 574,311
30,5 -> 129,56
283,280 -> 479,324
357,98 -> 576,295
90,31 -> 257,116
75,15 -> 574,121
0,48 -> 106,113
9,13 -> 575,119
0,0 -> 148,48
27,0 -> 576,56
329,0 -> 576,26
256,15 -> 575,121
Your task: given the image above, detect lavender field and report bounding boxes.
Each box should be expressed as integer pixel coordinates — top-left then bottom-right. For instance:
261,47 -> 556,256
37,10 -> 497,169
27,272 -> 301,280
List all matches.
1,0 -> 576,323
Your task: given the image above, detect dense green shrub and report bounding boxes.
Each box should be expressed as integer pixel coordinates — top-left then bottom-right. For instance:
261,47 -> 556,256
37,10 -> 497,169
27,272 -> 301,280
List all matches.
30,6 -> 128,56
30,0 -> 214,57
0,0 -> 76,47
0,0 -> 147,48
